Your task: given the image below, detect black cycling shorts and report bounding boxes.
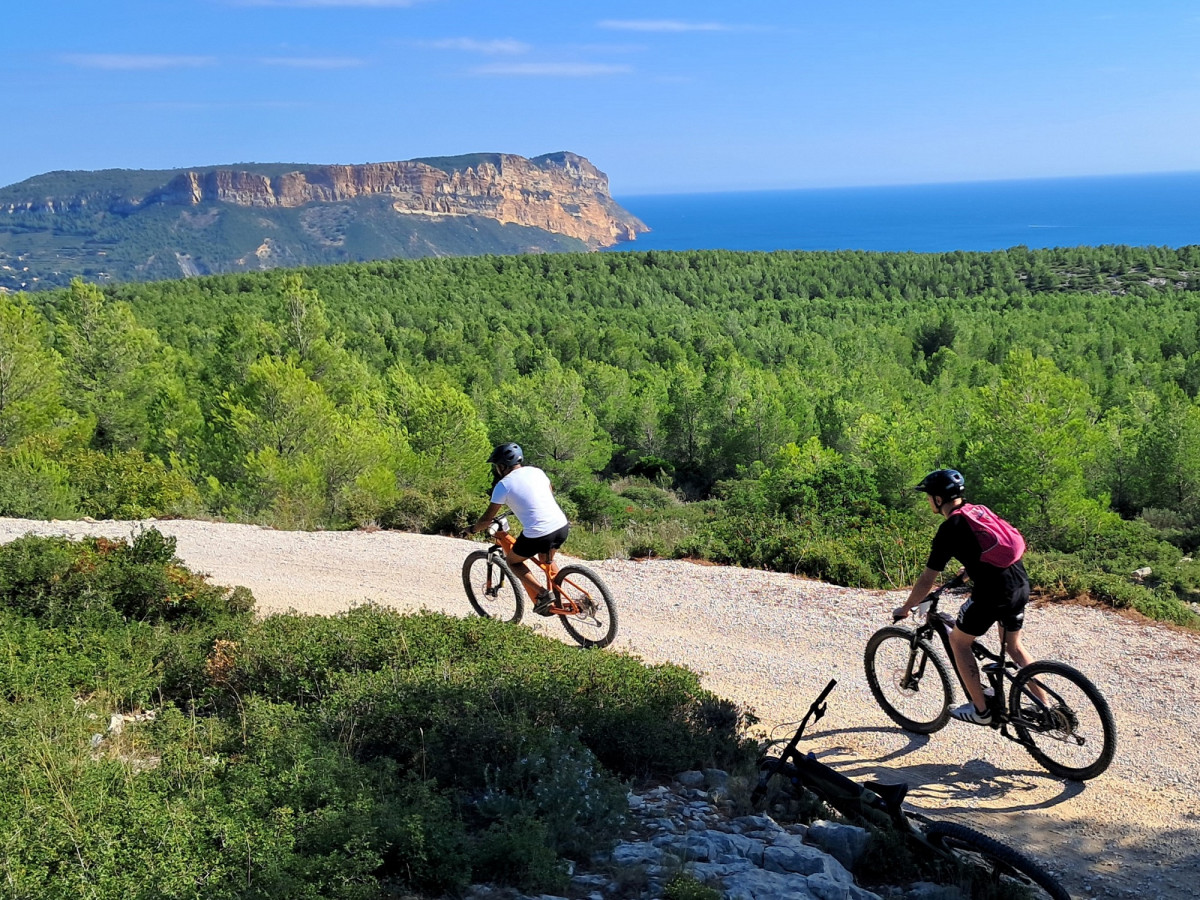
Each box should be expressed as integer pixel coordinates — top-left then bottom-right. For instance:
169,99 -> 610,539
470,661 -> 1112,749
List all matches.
511,524 -> 569,560
955,590 -> 1028,636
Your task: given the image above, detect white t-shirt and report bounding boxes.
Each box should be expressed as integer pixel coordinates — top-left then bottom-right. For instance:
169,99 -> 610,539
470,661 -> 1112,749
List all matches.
491,466 -> 569,539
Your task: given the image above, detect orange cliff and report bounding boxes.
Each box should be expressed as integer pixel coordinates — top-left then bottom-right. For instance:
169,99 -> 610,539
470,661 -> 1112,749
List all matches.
148,152 -> 648,249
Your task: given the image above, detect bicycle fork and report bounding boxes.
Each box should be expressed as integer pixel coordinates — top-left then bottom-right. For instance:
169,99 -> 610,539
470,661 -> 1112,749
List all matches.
900,629 -> 937,691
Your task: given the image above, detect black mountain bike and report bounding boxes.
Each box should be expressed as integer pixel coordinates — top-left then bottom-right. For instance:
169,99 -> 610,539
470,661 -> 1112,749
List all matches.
754,679 -> 1070,900
865,575 -> 1116,781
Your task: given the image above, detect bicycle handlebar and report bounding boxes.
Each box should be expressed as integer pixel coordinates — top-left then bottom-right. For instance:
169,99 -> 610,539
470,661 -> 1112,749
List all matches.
893,571 -> 969,623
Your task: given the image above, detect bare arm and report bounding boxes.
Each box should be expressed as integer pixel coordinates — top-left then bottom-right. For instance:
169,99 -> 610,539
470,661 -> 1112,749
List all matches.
894,566 -> 941,619
469,502 -> 504,535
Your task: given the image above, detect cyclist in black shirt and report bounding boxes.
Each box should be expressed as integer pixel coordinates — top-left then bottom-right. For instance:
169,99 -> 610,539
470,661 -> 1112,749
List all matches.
893,468 -> 1033,726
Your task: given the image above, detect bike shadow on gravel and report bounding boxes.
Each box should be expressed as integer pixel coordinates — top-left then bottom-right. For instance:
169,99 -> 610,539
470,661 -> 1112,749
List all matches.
801,725 -> 1086,813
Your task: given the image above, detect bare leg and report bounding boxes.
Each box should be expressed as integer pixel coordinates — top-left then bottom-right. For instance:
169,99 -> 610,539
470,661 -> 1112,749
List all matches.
999,626 -> 1049,703
949,626 -> 989,713
504,550 -> 545,601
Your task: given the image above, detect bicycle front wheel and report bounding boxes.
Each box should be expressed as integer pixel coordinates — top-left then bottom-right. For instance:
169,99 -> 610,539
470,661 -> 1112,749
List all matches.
553,564 -> 618,649
462,549 -> 524,624
1008,660 -> 1116,781
864,626 -> 954,733
925,821 -> 1070,900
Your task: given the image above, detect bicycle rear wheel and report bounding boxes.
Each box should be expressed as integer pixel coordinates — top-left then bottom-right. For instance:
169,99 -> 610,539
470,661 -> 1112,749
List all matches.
1008,660 -> 1116,781
553,564 -> 618,649
462,549 -> 524,624
925,821 -> 1070,900
864,626 -> 954,733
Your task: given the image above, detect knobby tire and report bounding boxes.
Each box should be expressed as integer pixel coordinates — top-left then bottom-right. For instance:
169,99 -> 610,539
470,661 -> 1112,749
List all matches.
462,549 -> 524,624
925,821 -> 1070,900
1008,659 -> 1116,781
864,626 -> 954,733
553,564 -> 618,649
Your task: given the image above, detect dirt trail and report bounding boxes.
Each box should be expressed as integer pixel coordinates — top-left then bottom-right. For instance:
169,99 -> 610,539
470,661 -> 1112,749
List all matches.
2,518 -> 1195,900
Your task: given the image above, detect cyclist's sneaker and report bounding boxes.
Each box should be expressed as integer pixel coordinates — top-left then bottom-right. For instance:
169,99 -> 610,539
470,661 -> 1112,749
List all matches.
532,590 -> 555,616
950,702 -> 993,726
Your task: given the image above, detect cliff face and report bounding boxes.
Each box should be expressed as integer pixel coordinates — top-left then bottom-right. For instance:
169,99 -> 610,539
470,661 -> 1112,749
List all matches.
136,152 -> 646,248
0,152 -> 649,291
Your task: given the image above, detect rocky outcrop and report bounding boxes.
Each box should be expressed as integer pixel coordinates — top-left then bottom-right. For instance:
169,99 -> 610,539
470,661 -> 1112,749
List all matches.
464,769 -> 972,900
137,152 -> 646,248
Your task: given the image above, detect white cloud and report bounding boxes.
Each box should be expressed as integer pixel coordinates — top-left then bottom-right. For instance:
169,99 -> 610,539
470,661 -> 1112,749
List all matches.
472,62 -> 632,77
424,38 -> 530,55
61,54 -> 217,70
258,56 -> 366,68
597,20 -> 733,33
133,100 -> 310,110
571,43 -> 648,54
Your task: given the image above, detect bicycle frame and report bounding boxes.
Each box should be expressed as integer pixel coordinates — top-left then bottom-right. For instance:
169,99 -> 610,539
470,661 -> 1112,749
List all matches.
756,680 -> 1071,900
484,516 -> 588,616
901,579 -> 1067,747
757,679 -> 912,831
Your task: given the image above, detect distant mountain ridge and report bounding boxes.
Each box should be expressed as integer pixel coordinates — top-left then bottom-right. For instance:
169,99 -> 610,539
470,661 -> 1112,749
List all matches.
0,151 -> 648,291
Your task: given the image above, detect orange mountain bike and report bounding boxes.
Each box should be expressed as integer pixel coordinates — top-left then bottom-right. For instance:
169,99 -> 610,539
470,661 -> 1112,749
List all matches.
462,515 -> 619,649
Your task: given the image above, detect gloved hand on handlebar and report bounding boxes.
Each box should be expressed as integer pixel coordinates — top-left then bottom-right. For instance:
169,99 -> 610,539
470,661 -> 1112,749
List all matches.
892,605 -> 911,622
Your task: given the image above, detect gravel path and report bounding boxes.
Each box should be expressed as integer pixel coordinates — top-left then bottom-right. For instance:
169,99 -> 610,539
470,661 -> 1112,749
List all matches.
3,517 -> 1195,900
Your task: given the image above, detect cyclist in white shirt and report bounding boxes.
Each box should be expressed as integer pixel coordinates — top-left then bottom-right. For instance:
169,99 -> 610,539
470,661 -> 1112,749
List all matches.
467,442 -> 570,615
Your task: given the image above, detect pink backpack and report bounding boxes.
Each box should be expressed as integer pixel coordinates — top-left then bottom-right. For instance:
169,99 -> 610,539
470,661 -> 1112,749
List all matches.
952,503 -> 1026,568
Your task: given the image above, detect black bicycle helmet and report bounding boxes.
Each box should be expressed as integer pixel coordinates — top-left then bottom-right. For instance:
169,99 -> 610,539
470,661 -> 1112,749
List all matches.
488,442 -> 524,468
914,468 -> 965,498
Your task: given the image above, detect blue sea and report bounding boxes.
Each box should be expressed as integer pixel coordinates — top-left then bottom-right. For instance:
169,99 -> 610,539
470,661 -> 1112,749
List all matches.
610,172 -> 1200,254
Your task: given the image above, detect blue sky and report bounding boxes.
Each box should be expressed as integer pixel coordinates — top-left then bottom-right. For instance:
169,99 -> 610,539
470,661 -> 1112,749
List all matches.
2,0 -> 1199,195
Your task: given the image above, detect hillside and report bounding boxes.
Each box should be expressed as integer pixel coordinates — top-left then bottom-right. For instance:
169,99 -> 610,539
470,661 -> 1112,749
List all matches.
1,516 -> 1197,900
0,151 -> 648,291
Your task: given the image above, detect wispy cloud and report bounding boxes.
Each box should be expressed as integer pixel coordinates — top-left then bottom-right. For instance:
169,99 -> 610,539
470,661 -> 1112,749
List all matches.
471,62 -> 632,77
258,56 -> 366,68
424,38 -> 530,55
61,54 -> 217,70
133,100 -> 310,110
571,43 -> 648,55
597,20 -> 735,33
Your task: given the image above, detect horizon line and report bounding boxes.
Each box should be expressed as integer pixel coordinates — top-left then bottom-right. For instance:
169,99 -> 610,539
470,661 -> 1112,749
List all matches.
615,168 -> 1200,198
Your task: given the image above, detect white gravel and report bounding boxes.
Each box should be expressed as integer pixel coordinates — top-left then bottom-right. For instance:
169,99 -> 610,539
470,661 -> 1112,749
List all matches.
2,517 -> 1195,899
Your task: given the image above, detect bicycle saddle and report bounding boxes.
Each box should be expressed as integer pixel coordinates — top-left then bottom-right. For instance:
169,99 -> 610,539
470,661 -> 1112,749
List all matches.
865,780 -> 909,815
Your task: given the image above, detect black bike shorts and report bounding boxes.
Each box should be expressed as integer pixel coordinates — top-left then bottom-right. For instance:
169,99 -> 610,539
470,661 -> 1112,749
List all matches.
955,589 -> 1028,636
511,524 -> 569,560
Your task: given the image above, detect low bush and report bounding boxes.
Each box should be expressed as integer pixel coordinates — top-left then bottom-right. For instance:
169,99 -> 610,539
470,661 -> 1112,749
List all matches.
64,448 -> 204,520
0,445 -> 78,519
0,530 -> 757,898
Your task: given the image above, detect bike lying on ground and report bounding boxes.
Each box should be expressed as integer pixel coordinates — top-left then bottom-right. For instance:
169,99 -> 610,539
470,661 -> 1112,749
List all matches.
461,515 -> 618,649
753,679 -> 1070,900
864,575 -> 1116,781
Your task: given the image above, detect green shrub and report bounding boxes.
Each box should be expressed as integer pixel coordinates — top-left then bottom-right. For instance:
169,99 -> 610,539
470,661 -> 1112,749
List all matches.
0,446 -> 78,519
0,533 -> 760,898
664,872 -> 723,900
0,528 -> 253,627
569,480 -> 629,527
63,447 -> 203,519
614,478 -> 681,511
471,814 -> 568,891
